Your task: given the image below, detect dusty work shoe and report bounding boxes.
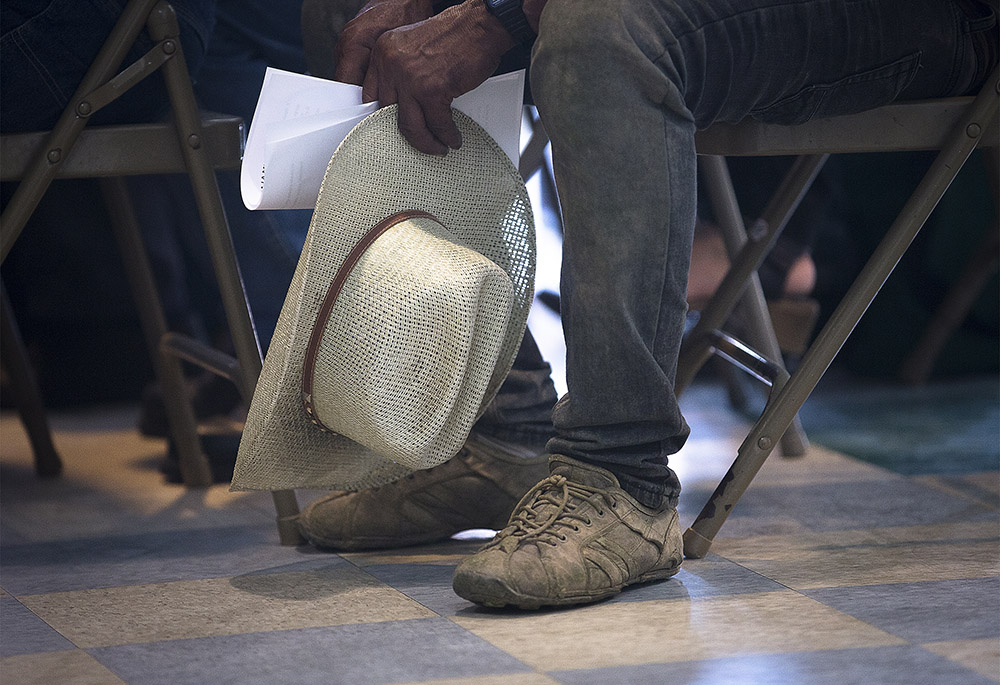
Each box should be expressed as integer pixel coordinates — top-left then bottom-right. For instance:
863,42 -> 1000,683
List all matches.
452,455 -> 683,609
297,433 -> 549,551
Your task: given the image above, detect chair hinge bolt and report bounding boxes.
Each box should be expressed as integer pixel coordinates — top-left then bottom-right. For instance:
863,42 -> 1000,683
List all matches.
187,134 -> 201,149
757,436 -> 773,451
76,101 -> 92,117
46,149 -> 61,164
965,123 -> 982,139
162,40 -> 176,55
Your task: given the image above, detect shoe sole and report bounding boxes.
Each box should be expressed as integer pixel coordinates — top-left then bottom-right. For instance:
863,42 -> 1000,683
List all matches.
300,529 -> 457,551
453,560 -> 683,610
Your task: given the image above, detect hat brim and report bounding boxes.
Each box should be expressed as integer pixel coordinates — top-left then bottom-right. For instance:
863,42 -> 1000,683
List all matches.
231,106 -> 535,492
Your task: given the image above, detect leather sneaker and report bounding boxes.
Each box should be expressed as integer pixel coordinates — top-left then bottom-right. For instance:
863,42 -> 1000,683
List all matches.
297,433 -> 549,550
452,454 -> 683,608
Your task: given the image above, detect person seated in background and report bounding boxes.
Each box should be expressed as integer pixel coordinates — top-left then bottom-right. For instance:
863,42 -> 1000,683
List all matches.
3,1 -> 314,453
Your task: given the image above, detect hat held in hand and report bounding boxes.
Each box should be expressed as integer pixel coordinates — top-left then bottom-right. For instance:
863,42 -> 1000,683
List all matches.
232,106 -> 535,492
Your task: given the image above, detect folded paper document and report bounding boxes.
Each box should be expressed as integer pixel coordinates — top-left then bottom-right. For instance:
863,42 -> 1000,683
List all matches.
241,68 -> 526,211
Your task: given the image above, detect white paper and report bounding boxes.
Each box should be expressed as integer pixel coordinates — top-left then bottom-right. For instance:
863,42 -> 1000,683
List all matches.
241,68 -> 525,211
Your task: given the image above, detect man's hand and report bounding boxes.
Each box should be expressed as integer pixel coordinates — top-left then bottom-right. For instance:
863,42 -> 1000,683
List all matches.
354,1 -> 516,155
334,0 -> 436,86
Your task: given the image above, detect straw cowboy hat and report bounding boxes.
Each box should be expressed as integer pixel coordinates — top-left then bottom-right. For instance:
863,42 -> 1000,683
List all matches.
231,106 -> 535,492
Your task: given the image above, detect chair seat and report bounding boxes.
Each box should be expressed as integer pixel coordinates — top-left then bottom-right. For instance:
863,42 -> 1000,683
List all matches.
0,114 -> 244,181
695,97 -> 996,156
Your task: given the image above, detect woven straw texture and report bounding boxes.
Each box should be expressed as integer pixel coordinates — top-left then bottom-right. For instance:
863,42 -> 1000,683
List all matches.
232,106 -> 535,491
312,216 -> 514,469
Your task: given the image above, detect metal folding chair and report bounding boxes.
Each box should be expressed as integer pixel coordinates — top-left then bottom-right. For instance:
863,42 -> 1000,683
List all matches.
0,0 -> 303,544
680,67 -> 1000,557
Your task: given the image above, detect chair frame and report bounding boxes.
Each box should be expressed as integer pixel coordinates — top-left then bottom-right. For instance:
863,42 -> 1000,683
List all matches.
0,0 -> 303,544
680,68 -> 999,557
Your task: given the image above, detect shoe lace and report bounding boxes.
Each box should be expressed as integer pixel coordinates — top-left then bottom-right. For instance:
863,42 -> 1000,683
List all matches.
503,474 -> 616,546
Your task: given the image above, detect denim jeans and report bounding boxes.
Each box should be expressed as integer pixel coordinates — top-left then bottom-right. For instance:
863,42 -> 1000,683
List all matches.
528,0 -> 997,507
0,0 -> 215,133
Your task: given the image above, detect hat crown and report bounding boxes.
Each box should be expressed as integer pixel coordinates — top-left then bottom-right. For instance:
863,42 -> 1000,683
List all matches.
307,214 -> 515,468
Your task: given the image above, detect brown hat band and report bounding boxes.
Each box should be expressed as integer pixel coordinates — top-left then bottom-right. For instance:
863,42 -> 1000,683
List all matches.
301,209 -> 440,431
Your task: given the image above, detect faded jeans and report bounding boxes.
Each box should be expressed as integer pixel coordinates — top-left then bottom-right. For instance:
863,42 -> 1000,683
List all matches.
505,0 -> 998,507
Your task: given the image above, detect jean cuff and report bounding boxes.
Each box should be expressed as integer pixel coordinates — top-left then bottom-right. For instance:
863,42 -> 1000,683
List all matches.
615,473 -> 680,510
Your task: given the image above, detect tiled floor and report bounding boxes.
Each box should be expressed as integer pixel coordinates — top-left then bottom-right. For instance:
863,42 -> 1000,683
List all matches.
1,381 -> 998,684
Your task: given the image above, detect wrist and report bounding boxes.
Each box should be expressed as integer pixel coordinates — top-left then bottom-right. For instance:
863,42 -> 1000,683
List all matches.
455,0 -> 518,55
482,0 -> 537,47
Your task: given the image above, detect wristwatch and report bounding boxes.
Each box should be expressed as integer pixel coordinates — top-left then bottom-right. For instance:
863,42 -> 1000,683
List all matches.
483,0 -> 536,46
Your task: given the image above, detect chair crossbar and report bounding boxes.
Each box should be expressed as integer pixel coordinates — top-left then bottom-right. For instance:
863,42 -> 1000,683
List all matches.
0,116 -> 244,181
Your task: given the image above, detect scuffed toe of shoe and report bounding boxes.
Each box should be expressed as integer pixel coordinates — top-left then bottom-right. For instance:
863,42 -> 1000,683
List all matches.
453,541 -> 569,609
453,549 -> 530,608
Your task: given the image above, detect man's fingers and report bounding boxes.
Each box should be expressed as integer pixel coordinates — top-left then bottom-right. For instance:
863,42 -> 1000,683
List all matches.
421,100 -> 462,150
361,66 -> 380,104
334,43 -> 372,86
397,96 -> 449,155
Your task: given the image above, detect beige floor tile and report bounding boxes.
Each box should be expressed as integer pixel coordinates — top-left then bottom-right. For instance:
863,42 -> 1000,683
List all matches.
750,444 -> 900,485
341,552 -> 471,566
21,565 -> 435,648
922,638 -> 1000,682
715,521 -> 1000,589
396,674 -> 559,685
451,591 -> 905,671
1,411 -> 274,542
0,650 -> 125,685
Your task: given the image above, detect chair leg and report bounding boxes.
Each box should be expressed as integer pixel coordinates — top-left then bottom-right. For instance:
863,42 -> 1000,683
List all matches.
683,77 -> 999,559
149,1 -> 303,544
1,281 -> 62,477
683,155 -> 824,455
898,147 -> 1000,384
100,177 -> 213,487
677,154 -> 828,395
518,108 -> 549,183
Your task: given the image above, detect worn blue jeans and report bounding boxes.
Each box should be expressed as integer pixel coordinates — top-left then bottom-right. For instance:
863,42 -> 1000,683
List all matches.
525,0 -> 997,507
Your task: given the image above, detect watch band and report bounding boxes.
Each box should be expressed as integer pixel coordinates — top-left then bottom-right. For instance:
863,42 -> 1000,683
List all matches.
483,0 -> 536,46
